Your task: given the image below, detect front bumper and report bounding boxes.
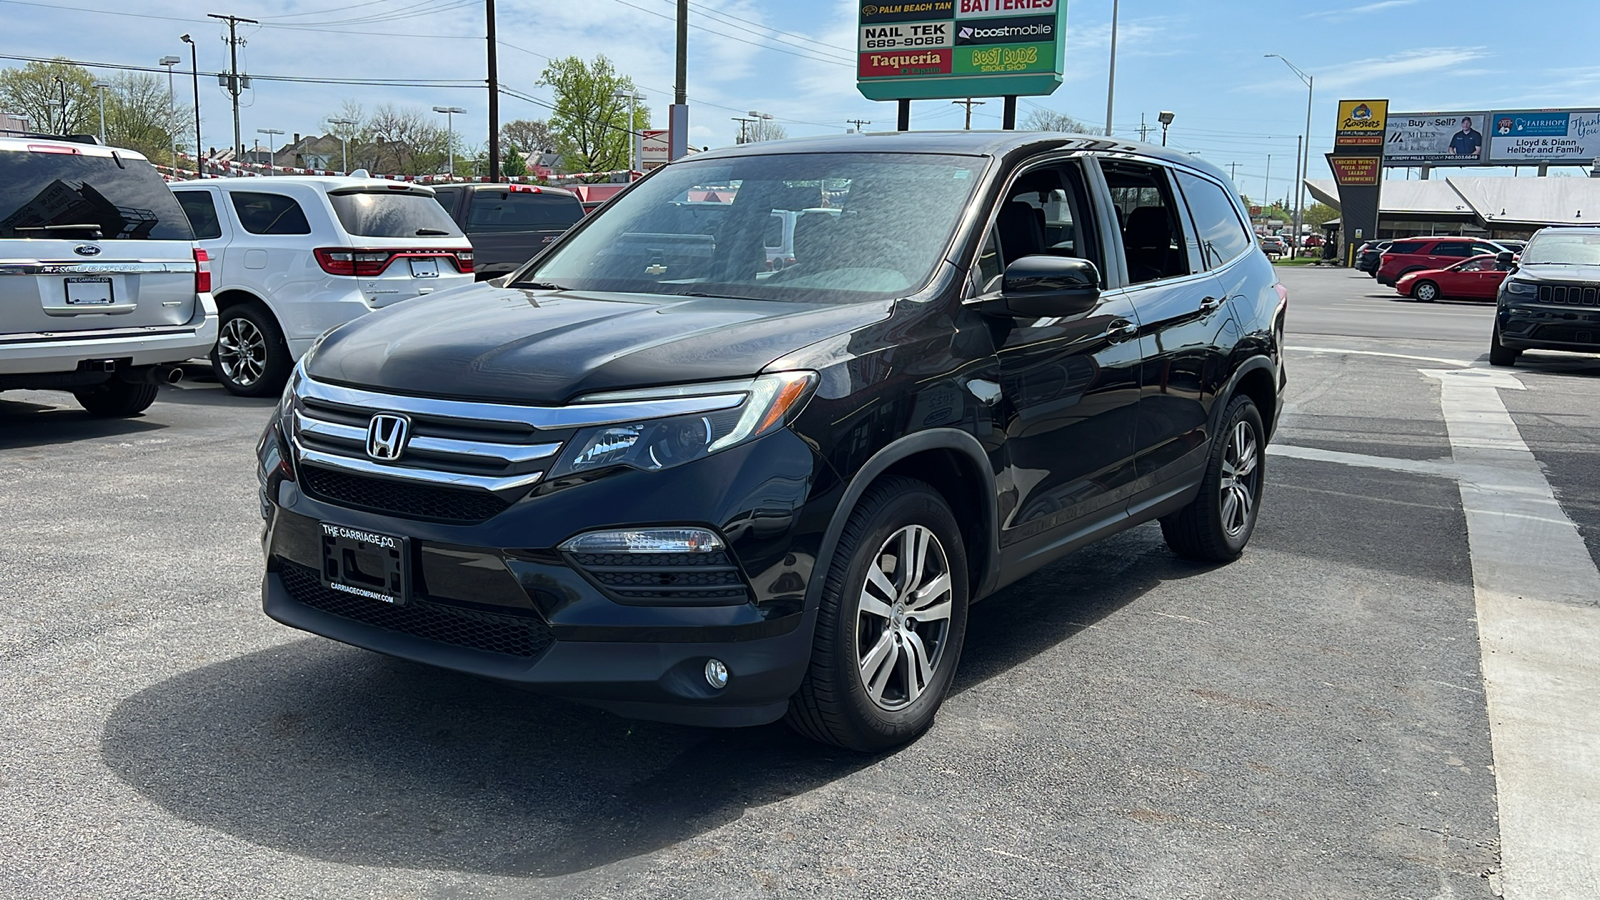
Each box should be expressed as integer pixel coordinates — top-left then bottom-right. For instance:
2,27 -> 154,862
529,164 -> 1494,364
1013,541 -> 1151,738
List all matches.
259,428 -> 835,727
1497,302 -> 1600,353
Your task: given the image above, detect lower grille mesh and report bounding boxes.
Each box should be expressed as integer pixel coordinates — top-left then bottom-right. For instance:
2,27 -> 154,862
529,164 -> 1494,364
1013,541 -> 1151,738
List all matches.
566,550 -> 750,604
300,465 -> 511,523
278,561 -> 554,658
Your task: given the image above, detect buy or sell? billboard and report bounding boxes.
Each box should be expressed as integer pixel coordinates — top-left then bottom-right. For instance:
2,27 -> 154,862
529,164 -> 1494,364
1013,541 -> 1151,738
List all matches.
857,0 -> 1065,101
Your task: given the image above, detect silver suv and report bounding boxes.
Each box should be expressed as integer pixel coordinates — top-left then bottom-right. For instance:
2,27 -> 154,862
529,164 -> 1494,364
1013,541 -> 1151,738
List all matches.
0,135 -> 217,416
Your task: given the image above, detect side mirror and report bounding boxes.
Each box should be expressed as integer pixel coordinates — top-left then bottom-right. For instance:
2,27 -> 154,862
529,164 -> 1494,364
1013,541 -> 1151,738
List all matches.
988,255 -> 1101,318
1495,251 -> 1515,266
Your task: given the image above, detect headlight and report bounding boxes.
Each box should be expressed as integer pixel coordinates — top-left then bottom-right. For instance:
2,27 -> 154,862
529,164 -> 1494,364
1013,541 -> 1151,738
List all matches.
1504,280 -> 1536,296
548,371 -> 817,478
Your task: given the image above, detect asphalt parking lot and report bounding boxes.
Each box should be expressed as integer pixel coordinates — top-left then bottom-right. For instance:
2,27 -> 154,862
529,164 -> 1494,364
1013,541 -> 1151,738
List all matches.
3,267 -> 1597,898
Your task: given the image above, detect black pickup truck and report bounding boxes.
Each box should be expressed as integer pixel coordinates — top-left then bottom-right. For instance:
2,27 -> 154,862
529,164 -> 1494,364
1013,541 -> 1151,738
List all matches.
430,184 -> 585,281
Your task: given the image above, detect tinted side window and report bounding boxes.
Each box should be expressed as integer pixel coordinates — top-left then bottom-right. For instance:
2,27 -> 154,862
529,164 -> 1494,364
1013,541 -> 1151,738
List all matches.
230,192 -> 311,235
1388,241 -> 1425,254
1103,161 -> 1192,284
173,190 -> 222,240
465,191 -> 584,232
1177,172 -> 1252,268
0,150 -> 194,240
431,188 -> 460,212
1435,243 -> 1473,258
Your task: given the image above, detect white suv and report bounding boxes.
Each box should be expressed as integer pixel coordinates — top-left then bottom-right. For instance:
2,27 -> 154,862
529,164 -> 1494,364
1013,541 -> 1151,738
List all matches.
0,135 -> 217,417
170,176 -> 474,396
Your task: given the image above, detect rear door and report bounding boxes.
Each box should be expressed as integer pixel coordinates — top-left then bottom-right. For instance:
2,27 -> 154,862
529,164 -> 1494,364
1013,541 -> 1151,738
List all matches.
172,186 -> 230,287
323,186 -> 474,298
0,143 -> 197,336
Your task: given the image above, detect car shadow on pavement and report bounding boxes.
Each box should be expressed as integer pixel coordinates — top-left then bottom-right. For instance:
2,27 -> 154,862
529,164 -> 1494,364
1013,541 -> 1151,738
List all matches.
98,528 -> 1187,878
0,397 -> 166,449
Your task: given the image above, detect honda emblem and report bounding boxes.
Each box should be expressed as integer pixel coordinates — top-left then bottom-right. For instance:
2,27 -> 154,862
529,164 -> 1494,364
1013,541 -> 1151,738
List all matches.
365,414 -> 410,461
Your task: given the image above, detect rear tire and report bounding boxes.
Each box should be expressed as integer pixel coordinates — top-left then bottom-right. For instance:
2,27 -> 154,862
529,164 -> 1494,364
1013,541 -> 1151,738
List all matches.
72,380 -> 159,417
1489,321 -> 1520,367
1161,395 -> 1265,563
785,477 -> 969,752
1412,281 -> 1440,302
213,302 -> 290,397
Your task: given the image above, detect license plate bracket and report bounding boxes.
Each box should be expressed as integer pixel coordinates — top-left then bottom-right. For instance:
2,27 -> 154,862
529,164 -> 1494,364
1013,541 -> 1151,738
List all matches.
319,522 -> 410,605
64,276 -> 114,305
408,257 -> 439,278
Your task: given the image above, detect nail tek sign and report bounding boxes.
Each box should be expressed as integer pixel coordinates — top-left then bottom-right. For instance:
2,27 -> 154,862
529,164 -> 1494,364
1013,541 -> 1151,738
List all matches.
857,0 -> 1066,101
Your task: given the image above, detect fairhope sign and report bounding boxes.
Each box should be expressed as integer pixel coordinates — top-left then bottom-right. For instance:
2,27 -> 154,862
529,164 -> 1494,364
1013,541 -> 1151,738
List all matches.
1381,108 -> 1600,167
857,0 -> 1065,101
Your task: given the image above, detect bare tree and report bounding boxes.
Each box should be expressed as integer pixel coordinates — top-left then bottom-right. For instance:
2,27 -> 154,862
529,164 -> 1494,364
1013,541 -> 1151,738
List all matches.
500,118 -> 555,155
0,59 -> 95,135
365,104 -> 454,175
1021,108 -> 1103,135
746,118 -> 788,143
105,72 -> 187,165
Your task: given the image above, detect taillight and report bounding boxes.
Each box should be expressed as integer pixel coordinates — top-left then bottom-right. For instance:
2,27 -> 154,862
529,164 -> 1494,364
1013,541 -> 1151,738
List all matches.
194,247 -> 212,294
453,250 -> 474,273
315,248 -> 395,276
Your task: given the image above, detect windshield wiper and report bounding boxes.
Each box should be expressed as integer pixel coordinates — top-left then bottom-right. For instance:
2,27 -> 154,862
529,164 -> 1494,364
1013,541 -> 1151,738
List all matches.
514,280 -> 567,291
415,228 -> 451,236
16,223 -> 104,237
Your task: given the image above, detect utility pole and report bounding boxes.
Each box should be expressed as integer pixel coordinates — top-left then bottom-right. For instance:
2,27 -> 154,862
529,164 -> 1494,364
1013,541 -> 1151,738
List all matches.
52,76 -> 67,134
953,98 -> 984,130
1229,161 -> 1238,182
731,116 -> 753,144
207,13 -> 257,156
671,0 -> 688,160
486,0 -> 500,182
1264,154 -> 1272,207
93,81 -> 109,143
1138,113 -> 1149,142
846,118 -> 871,133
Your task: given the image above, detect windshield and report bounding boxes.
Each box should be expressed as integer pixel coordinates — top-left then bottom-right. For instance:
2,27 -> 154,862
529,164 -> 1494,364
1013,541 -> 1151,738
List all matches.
1521,231 -> 1600,266
328,191 -> 464,238
467,190 -> 583,232
519,152 -> 990,302
0,149 -> 194,240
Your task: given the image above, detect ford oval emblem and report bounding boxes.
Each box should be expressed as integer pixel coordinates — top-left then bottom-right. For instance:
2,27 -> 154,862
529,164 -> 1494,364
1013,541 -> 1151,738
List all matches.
73,244 -> 102,257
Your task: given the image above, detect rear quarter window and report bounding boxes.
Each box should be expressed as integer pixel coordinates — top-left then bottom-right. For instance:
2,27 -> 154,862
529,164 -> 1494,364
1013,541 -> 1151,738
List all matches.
230,192 -> 312,235
0,148 -> 195,240
328,191 -> 463,238
173,190 -> 222,239
1388,241 -> 1426,254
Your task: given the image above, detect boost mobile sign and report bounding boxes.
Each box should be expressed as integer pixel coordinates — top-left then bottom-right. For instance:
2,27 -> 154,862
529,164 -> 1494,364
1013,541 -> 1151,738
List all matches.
857,0 -> 1066,101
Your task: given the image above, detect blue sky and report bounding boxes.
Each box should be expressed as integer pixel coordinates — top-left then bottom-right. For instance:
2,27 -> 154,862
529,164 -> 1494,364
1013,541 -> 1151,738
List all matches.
3,0 -> 1594,197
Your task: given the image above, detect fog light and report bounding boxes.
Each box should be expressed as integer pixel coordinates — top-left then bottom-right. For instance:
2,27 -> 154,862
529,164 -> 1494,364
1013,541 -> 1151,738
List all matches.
704,658 -> 729,690
560,528 -> 725,554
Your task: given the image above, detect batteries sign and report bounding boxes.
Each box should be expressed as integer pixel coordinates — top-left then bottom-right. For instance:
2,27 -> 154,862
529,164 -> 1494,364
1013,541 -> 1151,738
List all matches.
858,0 -> 1066,101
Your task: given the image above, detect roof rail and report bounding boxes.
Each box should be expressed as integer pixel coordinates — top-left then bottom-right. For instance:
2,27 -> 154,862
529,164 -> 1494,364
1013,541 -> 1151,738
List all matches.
1,132 -> 102,145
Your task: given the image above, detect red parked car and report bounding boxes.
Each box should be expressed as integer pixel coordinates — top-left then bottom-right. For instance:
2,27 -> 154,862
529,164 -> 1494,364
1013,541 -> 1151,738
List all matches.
1394,254 -> 1511,301
1376,236 -> 1509,286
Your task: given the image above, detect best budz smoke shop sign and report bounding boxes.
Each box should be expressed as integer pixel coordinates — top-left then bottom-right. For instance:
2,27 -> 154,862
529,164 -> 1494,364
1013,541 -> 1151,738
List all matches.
857,0 -> 1066,101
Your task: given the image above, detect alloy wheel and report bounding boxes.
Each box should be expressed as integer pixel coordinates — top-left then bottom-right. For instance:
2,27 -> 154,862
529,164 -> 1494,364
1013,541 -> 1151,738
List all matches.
1416,283 -> 1438,302
217,317 -> 267,387
856,524 -> 955,711
1219,419 -> 1260,538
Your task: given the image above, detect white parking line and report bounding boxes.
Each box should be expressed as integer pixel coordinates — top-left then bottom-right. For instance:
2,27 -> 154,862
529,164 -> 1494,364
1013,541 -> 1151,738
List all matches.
1419,368 -> 1600,899
1267,444 -> 1456,479
1287,346 -> 1475,367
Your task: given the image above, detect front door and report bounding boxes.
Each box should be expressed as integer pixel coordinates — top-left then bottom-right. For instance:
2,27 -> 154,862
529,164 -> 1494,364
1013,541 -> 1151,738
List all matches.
974,157 -> 1144,561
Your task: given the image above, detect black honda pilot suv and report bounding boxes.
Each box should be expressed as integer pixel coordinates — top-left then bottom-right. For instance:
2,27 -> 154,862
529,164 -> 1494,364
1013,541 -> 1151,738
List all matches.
258,132 -> 1287,751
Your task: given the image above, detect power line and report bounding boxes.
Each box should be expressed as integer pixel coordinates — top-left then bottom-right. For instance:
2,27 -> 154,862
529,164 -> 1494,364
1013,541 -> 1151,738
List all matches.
0,53 -> 482,88
604,0 -> 854,68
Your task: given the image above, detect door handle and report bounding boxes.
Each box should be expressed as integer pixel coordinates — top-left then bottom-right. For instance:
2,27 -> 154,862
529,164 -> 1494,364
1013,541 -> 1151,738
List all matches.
1198,295 -> 1223,313
1105,319 -> 1139,343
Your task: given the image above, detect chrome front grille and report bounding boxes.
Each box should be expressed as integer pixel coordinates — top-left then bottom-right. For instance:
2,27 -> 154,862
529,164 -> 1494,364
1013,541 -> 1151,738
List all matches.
1537,283 -> 1600,306
288,374 -> 754,520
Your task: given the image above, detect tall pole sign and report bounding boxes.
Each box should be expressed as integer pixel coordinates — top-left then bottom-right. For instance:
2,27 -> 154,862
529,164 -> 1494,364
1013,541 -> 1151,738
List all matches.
857,0 -> 1066,127
1328,99 -> 1388,266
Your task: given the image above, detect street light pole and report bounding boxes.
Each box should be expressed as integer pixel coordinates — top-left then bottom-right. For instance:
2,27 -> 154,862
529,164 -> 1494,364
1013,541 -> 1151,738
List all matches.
256,127 -> 282,175
1105,0 -> 1118,136
328,117 -> 357,174
613,91 -> 643,176
181,34 -> 201,177
160,56 -> 180,170
431,106 -> 466,179
1158,110 -> 1174,147
93,81 -> 109,144
1266,54 -> 1313,257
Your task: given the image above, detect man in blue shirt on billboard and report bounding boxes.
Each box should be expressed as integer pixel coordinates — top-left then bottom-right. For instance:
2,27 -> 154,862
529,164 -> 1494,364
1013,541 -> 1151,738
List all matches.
1450,116 -> 1483,157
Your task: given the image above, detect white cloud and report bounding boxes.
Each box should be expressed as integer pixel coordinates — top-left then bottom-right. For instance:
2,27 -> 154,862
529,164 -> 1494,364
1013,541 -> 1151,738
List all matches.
1304,0 -> 1422,19
1313,47 -> 1489,92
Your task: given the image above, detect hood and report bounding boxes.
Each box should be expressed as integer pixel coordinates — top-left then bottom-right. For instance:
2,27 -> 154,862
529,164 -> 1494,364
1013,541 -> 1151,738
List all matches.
1514,263 -> 1600,282
304,284 -> 890,404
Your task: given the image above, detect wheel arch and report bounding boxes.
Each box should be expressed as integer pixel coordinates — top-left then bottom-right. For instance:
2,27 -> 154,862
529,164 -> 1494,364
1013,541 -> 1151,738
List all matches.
806,429 -> 1001,615
1217,356 -> 1280,441
213,289 -> 278,324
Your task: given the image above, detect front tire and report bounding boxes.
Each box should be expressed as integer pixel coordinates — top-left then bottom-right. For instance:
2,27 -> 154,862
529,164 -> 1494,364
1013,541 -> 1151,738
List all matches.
1412,280 -> 1439,302
213,302 -> 290,397
72,380 -> 159,417
1489,320 -> 1520,367
786,477 -> 969,752
1161,395 -> 1265,563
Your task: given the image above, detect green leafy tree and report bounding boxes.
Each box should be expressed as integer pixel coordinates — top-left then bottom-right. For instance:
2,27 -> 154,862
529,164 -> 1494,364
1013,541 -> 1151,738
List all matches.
0,59 -> 95,135
1305,202 -> 1339,227
502,145 -> 529,178
538,55 -> 649,177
